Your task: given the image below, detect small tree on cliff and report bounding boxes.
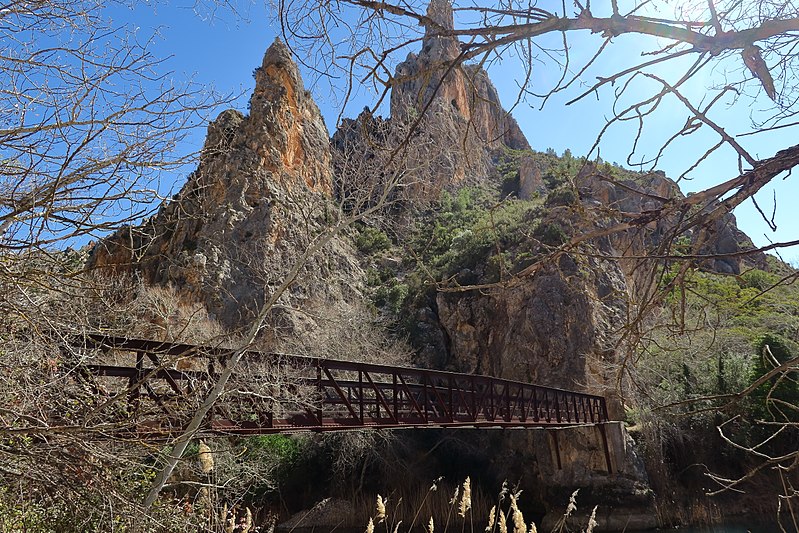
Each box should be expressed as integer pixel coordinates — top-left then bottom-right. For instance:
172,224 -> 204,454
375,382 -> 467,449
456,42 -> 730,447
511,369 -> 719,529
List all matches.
751,334 -> 799,423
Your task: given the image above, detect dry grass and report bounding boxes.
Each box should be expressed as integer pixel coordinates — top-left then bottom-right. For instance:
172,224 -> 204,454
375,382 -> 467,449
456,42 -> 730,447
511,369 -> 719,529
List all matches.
349,477 -> 492,532
355,480 -> 599,533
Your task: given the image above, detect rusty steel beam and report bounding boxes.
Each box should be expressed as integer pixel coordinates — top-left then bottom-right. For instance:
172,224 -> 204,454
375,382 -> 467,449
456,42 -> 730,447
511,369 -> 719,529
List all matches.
68,334 -> 610,438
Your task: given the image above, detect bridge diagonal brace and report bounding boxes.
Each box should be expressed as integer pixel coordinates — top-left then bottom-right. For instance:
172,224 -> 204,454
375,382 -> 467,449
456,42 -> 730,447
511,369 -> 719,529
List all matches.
362,371 -> 397,424
501,382 -> 511,422
397,374 -> 425,420
145,352 -> 187,397
455,380 -> 475,419
323,367 -> 361,422
142,381 -> 175,417
512,386 -> 525,422
475,379 -> 493,421
426,377 -> 453,422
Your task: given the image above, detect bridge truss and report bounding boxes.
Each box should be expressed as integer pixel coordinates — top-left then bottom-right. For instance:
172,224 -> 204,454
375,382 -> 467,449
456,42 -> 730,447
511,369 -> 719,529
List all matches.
69,334 -> 610,439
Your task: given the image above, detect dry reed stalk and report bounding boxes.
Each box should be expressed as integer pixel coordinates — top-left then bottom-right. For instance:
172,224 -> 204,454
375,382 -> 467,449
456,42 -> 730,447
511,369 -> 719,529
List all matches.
442,485 -> 460,533
485,505 -> 496,532
458,477 -> 472,518
450,486 -> 460,506
376,494 -> 387,523
409,477 -> 443,531
552,489 -> 580,533
564,490 -> 578,519
510,493 -> 526,533
198,441 -> 214,474
499,482 -> 508,501
584,506 -> 597,533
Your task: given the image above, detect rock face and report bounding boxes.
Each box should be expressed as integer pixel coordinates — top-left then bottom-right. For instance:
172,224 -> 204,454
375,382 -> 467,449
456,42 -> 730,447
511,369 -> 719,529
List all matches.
90,39 -> 361,331
331,0 -> 530,200
436,254 -> 627,411
574,165 -> 769,277
278,498 -> 358,530
424,163 -> 767,415
535,423 -> 657,532
391,0 -> 529,153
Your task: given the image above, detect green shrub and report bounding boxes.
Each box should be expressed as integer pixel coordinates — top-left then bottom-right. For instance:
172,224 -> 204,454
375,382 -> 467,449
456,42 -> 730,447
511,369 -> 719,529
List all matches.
533,222 -> 568,246
544,186 -> 577,206
375,282 -> 409,314
355,225 -> 392,255
248,434 -> 302,464
750,333 -> 799,422
740,269 -> 777,291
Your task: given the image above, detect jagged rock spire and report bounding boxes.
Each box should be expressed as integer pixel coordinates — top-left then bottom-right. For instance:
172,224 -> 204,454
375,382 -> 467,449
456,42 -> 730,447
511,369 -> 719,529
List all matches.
89,37 -> 338,328
421,0 -> 459,62
248,37 -> 331,190
389,0 -> 530,183
425,0 -> 455,32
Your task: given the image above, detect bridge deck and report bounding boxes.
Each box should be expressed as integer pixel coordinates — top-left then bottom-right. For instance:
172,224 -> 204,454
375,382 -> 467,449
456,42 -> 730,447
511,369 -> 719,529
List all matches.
68,334 -> 610,437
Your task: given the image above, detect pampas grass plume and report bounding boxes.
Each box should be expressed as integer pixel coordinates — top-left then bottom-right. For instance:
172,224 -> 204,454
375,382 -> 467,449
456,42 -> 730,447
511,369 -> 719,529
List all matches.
499,509 -> 508,533
485,505 -> 496,532
366,517 -> 375,533
243,507 -> 253,533
565,489 -> 579,518
376,494 -> 387,523
585,506 -> 598,533
449,486 -> 460,505
458,477 -> 472,517
510,493 -> 526,533
428,517 -> 435,533
198,441 -> 214,474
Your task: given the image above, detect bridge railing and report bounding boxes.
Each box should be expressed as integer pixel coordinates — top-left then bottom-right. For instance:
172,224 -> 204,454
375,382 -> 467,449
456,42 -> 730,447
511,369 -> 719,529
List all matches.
69,334 -> 609,436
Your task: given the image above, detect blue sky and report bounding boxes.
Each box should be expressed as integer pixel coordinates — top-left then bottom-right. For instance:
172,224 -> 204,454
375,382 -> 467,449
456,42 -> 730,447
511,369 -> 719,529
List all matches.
114,1 -> 799,263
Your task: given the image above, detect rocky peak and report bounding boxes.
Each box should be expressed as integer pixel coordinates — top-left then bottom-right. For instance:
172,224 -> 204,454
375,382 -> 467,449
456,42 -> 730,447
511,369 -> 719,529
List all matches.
89,38 -> 353,330
420,0 -> 459,63
426,0 -> 455,31
246,38 -> 332,193
367,0 -> 530,190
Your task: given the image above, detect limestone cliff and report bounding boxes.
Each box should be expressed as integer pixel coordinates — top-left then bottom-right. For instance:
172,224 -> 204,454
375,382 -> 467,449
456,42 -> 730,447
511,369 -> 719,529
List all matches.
574,164 -> 768,277
90,39 -> 361,332
435,254 -> 627,406
331,0 -> 530,200
391,0 -> 529,153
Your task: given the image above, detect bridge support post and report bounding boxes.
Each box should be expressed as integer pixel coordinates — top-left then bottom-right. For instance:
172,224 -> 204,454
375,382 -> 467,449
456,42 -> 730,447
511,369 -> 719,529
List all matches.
538,422 -> 624,477
549,430 -> 562,470
597,423 -> 613,474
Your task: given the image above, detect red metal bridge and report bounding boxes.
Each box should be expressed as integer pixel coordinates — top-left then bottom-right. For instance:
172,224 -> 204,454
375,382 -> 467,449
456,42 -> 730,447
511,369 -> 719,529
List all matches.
69,334 -> 610,438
